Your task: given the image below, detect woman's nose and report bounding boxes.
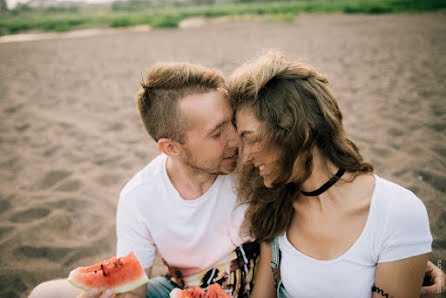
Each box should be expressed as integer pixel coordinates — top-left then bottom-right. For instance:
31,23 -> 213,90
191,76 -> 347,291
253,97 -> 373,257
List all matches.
241,148 -> 253,165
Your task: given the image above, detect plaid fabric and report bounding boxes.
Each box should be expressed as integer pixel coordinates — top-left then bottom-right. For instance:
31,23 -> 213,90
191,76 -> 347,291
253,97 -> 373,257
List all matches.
166,242 -> 259,297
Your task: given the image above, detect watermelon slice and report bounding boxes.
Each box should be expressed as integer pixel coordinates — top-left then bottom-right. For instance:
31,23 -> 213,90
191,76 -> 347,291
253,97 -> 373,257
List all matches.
170,284 -> 230,298
68,251 -> 149,294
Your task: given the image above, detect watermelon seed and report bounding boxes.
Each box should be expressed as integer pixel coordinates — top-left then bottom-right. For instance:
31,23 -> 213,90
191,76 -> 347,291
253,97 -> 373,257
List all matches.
117,258 -> 123,265
101,264 -> 108,276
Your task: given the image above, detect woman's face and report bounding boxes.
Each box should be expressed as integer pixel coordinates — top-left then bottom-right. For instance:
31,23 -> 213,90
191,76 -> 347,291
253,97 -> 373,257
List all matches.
236,107 -> 281,188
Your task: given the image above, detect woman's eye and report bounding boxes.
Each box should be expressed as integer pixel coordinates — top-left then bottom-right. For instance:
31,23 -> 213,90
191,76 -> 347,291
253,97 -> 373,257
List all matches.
212,132 -> 222,139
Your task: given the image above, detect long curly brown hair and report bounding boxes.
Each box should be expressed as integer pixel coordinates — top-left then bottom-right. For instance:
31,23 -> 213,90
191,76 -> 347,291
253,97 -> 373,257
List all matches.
228,51 -> 373,242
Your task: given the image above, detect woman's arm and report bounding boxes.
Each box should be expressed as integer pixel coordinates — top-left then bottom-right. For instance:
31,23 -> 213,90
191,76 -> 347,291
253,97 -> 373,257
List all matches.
251,241 -> 277,298
373,253 -> 429,298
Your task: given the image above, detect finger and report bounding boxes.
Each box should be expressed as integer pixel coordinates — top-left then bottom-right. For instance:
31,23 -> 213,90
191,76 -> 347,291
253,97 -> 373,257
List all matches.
100,289 -> 114,298
420,284 -> 440,295
86,288 -> 100,298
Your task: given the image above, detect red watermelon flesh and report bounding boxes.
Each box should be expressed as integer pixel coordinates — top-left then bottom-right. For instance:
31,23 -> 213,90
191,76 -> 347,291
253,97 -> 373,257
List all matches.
170,284 -> 230,298
68,251 -> 149,293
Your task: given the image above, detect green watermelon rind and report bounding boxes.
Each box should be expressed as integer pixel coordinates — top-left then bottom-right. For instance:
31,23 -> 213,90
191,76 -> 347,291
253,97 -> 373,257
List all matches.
67,268 -> 149,294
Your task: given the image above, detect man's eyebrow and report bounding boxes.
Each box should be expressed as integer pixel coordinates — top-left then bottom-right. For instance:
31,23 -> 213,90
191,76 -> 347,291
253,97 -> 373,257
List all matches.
207,121 -> 227,136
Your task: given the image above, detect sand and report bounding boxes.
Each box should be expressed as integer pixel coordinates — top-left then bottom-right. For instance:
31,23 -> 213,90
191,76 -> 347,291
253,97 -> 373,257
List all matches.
0,12 -> 445,298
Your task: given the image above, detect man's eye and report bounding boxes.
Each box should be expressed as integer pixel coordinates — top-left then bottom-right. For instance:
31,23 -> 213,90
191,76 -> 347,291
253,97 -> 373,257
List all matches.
212,132 -> 222,139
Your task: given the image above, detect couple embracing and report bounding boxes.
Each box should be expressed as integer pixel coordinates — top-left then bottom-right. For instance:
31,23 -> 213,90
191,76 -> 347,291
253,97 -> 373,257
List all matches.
31,52 -> 444,298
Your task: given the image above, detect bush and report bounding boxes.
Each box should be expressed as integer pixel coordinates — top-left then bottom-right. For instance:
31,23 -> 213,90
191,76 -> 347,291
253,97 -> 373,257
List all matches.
149,14 -> 182,28
110,17 -> 133,27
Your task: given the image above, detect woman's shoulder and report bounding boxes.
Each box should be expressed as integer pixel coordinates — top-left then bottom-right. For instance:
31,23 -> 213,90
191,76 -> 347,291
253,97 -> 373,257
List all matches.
371,175 -> 432,262
372,175 -> 426,217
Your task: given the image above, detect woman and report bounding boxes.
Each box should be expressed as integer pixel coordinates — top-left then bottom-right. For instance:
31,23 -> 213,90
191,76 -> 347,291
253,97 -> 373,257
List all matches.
228,51 -> 433,297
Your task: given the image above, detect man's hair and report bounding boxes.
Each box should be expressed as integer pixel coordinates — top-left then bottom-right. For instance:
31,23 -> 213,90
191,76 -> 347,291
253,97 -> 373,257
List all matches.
136,62 -> 225,143
228,51 -> 373,242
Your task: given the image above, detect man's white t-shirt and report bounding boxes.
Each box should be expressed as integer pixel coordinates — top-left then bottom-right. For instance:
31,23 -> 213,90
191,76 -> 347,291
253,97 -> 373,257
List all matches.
278,175 -> 433,297
116,154 -> 248,277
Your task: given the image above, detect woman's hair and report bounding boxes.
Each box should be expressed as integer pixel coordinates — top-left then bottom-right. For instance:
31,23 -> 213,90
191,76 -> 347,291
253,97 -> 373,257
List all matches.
136,62 -> 225,144
228,51 -> 373,242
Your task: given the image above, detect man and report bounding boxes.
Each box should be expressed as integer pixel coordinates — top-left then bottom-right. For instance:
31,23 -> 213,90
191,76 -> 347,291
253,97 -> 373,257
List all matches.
30,62 -> 445,298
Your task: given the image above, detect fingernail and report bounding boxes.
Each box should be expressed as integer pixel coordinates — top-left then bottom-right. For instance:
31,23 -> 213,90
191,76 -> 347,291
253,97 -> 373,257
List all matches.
103,289 -> 113,298
88,288 -> 99,297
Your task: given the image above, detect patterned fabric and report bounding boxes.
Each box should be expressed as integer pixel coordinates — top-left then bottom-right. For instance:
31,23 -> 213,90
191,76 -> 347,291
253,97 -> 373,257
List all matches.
165,242 -> 259,297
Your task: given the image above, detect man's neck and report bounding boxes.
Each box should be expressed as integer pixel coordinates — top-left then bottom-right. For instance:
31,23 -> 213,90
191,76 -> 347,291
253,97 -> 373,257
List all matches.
166,157 -> 218,201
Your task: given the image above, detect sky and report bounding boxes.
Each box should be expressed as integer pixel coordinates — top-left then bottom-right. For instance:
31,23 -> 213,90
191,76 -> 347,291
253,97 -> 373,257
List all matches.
6,0 -> 111,9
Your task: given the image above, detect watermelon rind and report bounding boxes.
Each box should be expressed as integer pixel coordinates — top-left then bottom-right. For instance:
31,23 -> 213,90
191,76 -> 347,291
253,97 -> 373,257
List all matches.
112,274 -> 149,294
67,269 -> 90,292
68,268 -> 149,294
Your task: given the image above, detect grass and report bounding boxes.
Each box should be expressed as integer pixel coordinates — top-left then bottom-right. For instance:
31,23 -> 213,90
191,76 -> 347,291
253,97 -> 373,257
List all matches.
0,0 -> 445,35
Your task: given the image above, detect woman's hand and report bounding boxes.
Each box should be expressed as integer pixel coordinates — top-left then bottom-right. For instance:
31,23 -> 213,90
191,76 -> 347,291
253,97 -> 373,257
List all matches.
420,260 -> 445,296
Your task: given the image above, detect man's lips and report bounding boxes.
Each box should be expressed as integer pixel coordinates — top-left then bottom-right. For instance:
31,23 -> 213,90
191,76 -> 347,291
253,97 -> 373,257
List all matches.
224,151 -> 238,159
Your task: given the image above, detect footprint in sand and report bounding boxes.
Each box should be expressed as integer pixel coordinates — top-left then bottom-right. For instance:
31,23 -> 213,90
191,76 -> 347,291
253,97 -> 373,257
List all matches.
432,146 -> 446,157
428,123 -> 446,132
9,208 -> 50,223
387,128 -> 404,137
0,226 -> 14,239
0,199 -> 12,214
414,170 -> 446,193
43,145 -> 62,157
55,180 -> 81,192
39,170 -> 71,189
46,198 -> 88,212
432,240 -> 446,250
106,122 -> 125,132
371,147 -> 391,158
14,123 -> 30,132
3,104 -> 23,115
97,174 -> 122,187
0,272 -> 27,296
13,245 -> 71,262
437,211 -> 446,229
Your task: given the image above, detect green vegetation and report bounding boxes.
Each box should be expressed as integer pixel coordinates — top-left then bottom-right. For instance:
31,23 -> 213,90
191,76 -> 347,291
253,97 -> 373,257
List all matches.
0,0 -> 444,35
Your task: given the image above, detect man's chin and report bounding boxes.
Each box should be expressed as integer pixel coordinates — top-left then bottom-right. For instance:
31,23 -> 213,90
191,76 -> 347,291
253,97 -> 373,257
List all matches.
219,161 -> 237,175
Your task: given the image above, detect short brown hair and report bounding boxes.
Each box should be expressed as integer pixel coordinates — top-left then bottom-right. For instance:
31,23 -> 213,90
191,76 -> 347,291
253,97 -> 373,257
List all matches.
228,51 -> 373,242
136,62 -> 225,143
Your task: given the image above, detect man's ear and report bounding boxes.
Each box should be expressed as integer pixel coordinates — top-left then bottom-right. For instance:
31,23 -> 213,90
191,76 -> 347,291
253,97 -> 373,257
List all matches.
157,138 -> 182,157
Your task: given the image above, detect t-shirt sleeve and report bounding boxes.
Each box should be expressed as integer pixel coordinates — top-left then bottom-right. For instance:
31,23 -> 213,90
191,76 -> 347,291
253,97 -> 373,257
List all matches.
378,189 -> 432,263
116,189 -> 156,269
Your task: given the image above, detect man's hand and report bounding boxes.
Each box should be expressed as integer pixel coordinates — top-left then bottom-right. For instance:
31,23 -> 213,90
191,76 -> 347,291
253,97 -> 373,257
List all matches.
76,286 -> 146,298
77,289 -> 115,298
420,260 -> 445,297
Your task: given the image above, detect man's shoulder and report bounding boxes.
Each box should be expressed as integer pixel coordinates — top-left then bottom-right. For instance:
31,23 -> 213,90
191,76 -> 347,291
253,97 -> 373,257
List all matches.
120,154 -> 166,199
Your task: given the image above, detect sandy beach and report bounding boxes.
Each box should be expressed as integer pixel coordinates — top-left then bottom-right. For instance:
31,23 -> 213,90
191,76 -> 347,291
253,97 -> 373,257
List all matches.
0,12 -> 445,297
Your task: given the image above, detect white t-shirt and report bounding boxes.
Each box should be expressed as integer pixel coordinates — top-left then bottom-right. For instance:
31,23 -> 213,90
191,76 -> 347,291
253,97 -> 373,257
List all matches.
278,175 -> 432,298
116,154 -> 248,277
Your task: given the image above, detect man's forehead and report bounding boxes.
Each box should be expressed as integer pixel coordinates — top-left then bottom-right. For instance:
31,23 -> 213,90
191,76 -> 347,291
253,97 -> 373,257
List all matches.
179,90 -> 232,129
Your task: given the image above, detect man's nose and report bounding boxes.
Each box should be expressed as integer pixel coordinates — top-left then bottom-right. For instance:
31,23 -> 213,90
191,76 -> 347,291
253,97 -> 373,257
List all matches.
228,123 -> 241,148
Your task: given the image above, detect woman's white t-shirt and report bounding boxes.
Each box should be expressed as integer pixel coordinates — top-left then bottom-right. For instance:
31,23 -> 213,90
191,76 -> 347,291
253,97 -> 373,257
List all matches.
278,175 -> 432,298
116,154 -> 248,277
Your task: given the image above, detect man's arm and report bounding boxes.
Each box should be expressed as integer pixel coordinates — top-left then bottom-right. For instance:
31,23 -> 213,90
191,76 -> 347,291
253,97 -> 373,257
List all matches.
250,241 -> 277,298
373,253 -> 429,298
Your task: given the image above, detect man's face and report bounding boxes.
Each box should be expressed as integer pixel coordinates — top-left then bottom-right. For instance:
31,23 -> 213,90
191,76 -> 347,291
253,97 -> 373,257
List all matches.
178,90 -> 240,175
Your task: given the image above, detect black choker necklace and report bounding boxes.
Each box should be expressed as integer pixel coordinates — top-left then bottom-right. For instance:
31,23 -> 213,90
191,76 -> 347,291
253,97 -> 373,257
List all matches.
300,168 -> 346,196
